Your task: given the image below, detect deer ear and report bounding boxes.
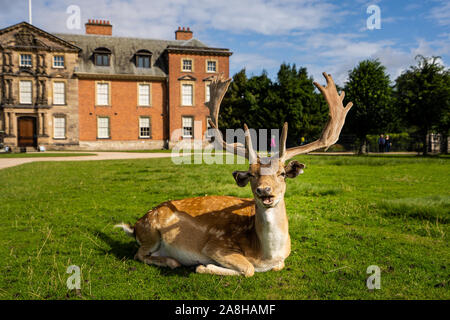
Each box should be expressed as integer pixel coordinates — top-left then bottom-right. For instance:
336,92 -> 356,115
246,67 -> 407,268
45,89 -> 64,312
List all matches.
285,161 -> 305,178
232,171 -> 251,187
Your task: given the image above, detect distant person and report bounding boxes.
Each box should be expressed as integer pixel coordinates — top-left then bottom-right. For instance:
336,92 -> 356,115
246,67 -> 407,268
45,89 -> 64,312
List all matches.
378,134 -> 385,153
385,135 -> 391,152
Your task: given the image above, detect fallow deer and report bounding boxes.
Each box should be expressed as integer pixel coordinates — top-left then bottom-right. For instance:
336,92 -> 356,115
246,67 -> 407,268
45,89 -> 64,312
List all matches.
116,72 -> 353,276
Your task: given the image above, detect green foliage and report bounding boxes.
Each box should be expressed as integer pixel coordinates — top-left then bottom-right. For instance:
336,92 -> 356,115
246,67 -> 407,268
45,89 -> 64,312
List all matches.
0,156 -> 449,299
344,59 -> 393,148
366,132 -> 413,152
394,55 -> 450,154
219,64 -> 327,148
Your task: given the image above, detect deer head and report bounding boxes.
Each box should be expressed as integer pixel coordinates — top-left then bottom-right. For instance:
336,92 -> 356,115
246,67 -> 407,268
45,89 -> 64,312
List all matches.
206,73 -> 353,209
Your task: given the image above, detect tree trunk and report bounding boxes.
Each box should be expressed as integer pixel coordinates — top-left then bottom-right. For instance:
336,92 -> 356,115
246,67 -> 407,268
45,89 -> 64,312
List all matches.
422,133 -> 428,155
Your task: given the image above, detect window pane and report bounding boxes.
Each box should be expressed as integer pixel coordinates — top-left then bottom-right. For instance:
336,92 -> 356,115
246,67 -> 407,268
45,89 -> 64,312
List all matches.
97,117 -> 109,138
182,84 -> 193,106
207,61 -> 216,72
21,54 -> 32,67
138,84 -> 150,106
53,82 -> 65,105
183,59 -> 192,71
139,117 -> 151,137
205,84 -> 210,102
182,117 -> 193,137
53,117 -> 65,138
53,56 -> 64,67
137,56 -> 150,68
97,83 -> 109,105
96,54 -> 109,66
20,81 -> 32,104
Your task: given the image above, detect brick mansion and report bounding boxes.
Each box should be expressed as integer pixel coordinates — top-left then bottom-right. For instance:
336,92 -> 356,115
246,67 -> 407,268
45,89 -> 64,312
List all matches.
0,20 -> 232,150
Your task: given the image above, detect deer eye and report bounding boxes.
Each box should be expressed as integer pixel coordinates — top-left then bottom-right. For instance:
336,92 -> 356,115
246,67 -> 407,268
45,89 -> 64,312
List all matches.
279,172 -> 286,177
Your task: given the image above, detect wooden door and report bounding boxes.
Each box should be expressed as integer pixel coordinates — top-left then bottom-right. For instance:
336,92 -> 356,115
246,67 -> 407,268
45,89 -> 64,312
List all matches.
18,117 -> 36,147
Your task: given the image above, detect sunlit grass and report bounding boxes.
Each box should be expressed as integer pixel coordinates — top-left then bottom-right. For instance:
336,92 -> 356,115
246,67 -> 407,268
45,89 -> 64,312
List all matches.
0,155 -> 448,299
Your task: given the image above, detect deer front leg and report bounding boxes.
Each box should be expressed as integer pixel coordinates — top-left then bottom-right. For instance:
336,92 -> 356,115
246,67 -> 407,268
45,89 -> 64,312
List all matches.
197,242 -> 255,277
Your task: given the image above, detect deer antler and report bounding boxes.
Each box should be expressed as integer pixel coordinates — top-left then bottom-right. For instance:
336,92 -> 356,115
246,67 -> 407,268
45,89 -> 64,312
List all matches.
281,72 -> 353,160
206,75 -> 257,161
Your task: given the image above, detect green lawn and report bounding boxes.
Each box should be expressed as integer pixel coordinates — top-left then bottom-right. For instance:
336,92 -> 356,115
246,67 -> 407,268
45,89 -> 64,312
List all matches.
0,155 -> 448,299
0,152 -> 95,158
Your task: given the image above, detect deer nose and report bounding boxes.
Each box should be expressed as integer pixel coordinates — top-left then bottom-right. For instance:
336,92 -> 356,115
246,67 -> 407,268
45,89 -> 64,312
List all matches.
256,186 -> 272,196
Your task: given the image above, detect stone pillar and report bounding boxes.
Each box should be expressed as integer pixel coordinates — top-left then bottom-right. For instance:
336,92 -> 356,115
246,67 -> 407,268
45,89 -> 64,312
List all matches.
9,112 -> 14,137
42,112 -> 46,136
4,112 -> 9,135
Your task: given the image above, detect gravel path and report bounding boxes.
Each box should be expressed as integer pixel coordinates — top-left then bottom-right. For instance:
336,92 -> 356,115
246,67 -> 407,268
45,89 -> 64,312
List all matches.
0,152 -> 177,170
0,151 -> 419,170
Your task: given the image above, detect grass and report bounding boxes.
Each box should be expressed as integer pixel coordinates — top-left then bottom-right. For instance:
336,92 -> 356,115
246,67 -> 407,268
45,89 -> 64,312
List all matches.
0,155 -> 448,300
0,153 -> 95,158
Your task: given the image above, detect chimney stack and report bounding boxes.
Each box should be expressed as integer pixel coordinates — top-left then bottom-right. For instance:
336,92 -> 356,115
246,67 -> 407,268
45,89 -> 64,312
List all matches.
175,26 -> 193,40
85,19 -> 112,36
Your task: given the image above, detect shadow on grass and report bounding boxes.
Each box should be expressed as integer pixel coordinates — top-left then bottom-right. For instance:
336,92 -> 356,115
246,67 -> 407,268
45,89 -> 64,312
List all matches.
95,230 -> 137,260
94,229 -> 194,277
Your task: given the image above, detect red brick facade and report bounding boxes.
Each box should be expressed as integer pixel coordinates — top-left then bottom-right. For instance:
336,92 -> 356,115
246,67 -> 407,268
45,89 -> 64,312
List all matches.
73,21 -> 231,149
168,53 -> 230,141
78,79 -> 166,141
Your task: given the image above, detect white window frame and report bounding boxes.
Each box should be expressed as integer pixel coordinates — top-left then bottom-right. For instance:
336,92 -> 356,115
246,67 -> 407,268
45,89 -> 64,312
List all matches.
206,60 -> 217,73
182,59 -> 193,72
205,83 -> 211,102
139,117 -> 151,138
97,117 -> 110,139
53,55 -> 65,68
181,84 -> 193,106
96,82 -> 110,106
182,116 -> 194,138
20,54 -> 32,67
53,82 -> 66,105
53,116 -> 66,139
138,84 -> 150,106
19,80 -> 33,104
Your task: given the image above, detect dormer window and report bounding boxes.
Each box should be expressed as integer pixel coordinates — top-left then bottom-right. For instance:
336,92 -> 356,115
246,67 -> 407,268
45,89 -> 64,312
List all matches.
94,47 -> 111,66
20,54 -> 32,67
135,50 -> 151,68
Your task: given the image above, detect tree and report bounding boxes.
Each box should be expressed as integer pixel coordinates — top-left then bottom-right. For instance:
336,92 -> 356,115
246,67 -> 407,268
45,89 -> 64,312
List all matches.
272,64 -> 327,147
343,59 -> 393,153
394,55 -> 450,154
220,64 -> 328,149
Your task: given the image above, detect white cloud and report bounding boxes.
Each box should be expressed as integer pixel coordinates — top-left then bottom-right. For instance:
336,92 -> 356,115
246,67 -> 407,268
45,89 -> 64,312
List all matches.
0,0 -> 346,39
429,1 -> 450,26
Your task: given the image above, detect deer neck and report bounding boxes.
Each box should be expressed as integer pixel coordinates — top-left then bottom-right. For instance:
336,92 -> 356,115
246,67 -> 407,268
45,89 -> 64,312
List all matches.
254,198 -> 289,261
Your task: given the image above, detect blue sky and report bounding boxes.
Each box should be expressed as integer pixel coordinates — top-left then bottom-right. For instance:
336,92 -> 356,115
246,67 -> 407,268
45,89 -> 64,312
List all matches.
1,0 -> 448,85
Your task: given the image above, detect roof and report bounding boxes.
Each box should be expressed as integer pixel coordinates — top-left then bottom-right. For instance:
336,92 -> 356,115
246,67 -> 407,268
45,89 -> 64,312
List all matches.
0,21 -> 81,52
55,33 -> 231,79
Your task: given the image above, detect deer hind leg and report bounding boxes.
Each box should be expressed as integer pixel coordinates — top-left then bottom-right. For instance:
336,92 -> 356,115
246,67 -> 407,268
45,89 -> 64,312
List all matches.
133,225 -> 181,269
134,246 -> 181,269
198,242 -> 255,277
